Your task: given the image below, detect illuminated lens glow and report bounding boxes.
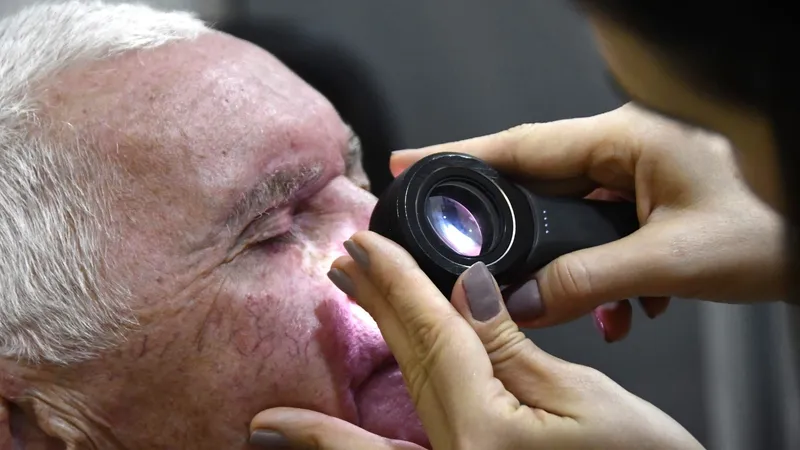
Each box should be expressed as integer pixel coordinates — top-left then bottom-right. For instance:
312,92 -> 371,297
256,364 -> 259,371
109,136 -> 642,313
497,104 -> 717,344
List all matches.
425,196 -> 482,257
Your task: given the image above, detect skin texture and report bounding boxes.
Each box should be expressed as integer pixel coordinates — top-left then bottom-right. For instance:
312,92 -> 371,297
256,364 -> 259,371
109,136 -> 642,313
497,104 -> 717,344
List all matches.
0,32 -> 423,449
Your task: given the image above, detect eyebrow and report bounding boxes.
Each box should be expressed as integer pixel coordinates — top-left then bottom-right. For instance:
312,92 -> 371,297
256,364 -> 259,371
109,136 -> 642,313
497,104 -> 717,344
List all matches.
226,163 -> 323,228
226,128 -> 361,229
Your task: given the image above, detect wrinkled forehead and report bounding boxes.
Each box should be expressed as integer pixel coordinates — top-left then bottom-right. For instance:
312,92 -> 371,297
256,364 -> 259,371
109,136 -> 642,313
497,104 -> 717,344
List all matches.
39,31 -> 347,206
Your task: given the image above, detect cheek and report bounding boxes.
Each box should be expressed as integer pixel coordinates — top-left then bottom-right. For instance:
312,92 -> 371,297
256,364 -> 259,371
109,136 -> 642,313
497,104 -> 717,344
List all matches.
191,251 -> 350,410
218,249 -> 339,359
208,249 -> 370,417
188,182 -> 379,408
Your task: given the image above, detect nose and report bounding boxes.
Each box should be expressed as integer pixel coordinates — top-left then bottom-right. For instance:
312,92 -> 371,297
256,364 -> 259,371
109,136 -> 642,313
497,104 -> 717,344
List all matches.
315,176 -> 377,226
344,180 -> 378,230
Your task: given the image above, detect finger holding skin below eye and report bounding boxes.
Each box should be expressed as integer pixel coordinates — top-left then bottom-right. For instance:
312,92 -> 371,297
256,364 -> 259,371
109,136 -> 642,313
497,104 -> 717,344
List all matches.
327,234 -> 501,427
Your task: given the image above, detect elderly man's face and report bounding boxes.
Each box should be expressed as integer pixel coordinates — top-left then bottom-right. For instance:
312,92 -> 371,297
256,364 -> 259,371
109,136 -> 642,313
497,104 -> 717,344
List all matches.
27,32 -> 426,449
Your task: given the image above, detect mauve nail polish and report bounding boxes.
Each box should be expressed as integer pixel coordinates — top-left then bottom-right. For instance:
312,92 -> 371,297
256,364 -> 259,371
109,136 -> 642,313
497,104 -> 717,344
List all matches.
249,430 -> 293,449
462,262 -> 502,321
343,239 -> 370,269
327,269 -> 356,298
504,279 -> 544,322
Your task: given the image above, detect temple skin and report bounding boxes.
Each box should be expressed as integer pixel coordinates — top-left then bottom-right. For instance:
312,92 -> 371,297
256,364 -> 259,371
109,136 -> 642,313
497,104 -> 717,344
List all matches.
0,31 -> 425,449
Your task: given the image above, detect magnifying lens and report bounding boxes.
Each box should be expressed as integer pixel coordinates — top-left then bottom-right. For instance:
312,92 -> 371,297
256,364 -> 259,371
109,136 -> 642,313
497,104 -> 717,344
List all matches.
368,152 -> 639,298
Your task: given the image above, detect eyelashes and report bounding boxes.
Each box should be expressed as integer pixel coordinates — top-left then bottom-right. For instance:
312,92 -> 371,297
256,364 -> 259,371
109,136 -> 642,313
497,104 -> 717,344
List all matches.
242,209 -> 295,245
267,223 -> 302,246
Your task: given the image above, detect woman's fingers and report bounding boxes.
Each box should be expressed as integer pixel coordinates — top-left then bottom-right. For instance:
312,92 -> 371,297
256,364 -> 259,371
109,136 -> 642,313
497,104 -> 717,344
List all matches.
323,233 -> 704,450
332,232 -> 502,433
390,106 -> 637,192
590,298 -> 669,343
250,408 -> 425,450
390,116 -> 607,178
447,262 -> 583,417
503,221 -> 677,328
331,232 -> 585,446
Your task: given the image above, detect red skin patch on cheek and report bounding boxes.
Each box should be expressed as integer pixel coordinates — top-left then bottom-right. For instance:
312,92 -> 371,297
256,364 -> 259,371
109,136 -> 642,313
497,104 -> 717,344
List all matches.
312,297 -> 392,426
314,300 -> 359,422
230,294 -> 283,357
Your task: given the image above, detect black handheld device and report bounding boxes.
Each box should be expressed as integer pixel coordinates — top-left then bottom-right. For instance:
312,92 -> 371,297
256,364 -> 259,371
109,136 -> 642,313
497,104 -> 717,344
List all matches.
368,152 -> 639,298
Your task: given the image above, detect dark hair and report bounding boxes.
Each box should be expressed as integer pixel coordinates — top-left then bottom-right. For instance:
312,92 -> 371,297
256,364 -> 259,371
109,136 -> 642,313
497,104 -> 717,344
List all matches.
575,1 -> 800,303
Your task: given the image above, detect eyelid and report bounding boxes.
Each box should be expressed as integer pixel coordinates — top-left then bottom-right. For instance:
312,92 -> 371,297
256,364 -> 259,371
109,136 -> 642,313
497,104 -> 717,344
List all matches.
241,208 -> 293,243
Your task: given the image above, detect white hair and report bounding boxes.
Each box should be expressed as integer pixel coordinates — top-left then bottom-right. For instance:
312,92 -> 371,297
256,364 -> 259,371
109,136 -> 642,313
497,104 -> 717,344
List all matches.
0,1 -> 210,365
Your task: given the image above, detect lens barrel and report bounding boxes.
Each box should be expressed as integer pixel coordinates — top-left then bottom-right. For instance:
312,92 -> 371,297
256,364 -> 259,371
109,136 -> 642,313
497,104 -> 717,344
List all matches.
368,152 -> 639,298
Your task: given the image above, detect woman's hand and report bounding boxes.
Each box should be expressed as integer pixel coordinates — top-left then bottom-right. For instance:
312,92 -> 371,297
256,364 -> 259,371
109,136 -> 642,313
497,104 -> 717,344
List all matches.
391,104 -> 786,341
249,231 -> 703,449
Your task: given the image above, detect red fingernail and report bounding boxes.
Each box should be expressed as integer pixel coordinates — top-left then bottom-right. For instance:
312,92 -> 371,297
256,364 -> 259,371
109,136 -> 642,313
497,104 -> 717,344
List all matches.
592,310 -> 611,342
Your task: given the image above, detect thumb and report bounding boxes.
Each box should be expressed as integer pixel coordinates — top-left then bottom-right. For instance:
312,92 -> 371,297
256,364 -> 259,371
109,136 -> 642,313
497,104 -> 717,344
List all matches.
451,262 -> 580,417
510,223 -> 675,328
249,408 -> 425,450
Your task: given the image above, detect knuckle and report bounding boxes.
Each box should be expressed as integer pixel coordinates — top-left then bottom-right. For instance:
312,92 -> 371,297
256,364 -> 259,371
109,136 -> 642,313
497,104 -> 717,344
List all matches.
505,122 -> 540,137
505,122 -> 542,147
379,266 -> 412,301
483,322 -> 529,366
502,122 -> 542,164
549,254 -> 594,301
378,265 -> 441,313
411,312 -> 460,357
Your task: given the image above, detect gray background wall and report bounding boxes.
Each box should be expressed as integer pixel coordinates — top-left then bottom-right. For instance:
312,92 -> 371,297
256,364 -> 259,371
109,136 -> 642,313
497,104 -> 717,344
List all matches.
3,1 -> 798,449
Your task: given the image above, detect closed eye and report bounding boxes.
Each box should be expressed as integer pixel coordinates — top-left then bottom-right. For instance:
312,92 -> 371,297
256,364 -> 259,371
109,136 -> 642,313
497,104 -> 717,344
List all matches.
240,209 -> 296,248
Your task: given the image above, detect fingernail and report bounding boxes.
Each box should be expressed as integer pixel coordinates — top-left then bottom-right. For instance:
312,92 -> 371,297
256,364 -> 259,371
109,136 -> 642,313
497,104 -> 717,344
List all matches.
249,430 -> 293,448
640,297 -> 668,319
462,262 -> 502,322
503,280 -> 544,322
327,268 -> 356,298
344,239 -> 370,269
592,309 -> 611,343
391,149 -> 415,154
